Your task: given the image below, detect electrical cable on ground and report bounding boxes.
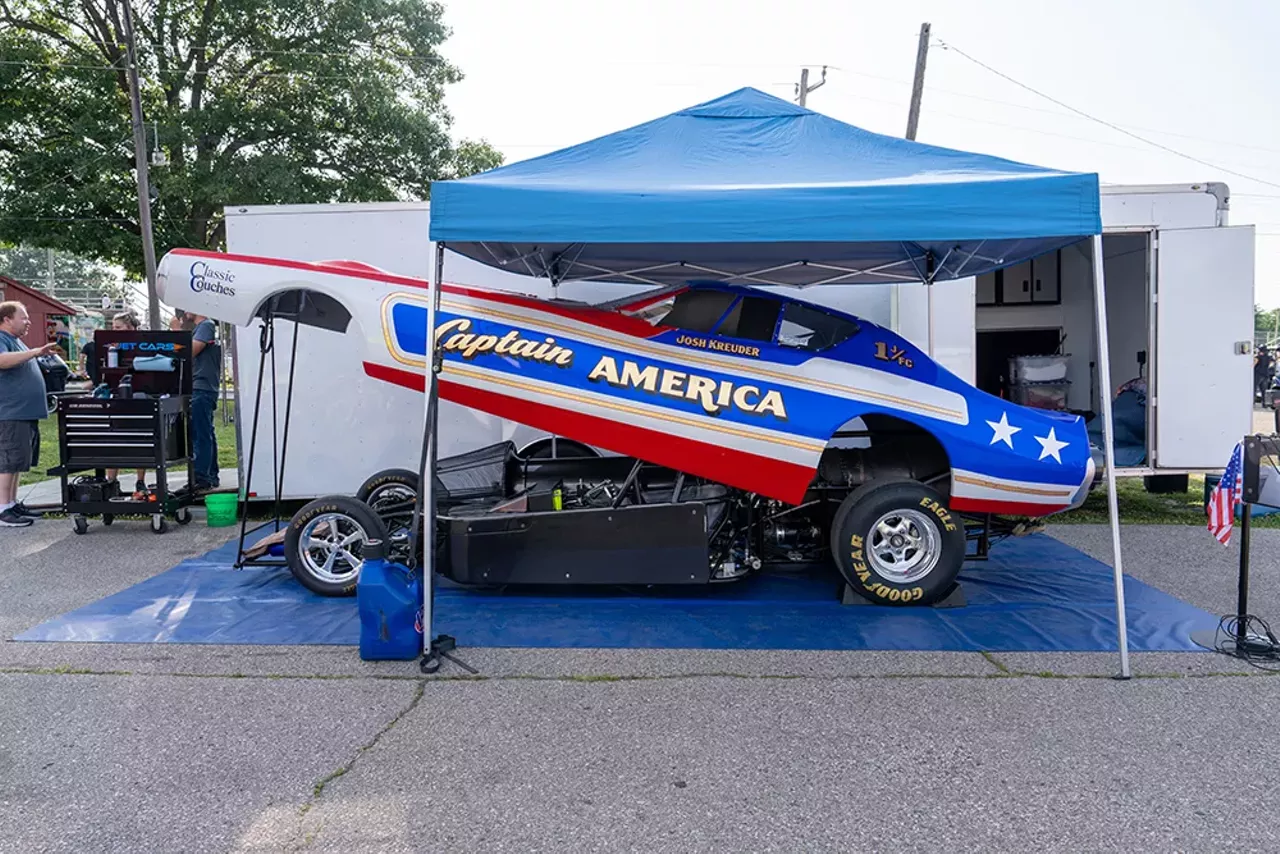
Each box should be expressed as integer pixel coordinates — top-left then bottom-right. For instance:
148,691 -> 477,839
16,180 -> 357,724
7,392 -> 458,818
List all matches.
1212,614 -> 1280,672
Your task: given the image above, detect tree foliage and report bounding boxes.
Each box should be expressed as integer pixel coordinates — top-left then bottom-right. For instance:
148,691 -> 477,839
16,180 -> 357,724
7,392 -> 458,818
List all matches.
1257,304 -> 1278,336
0,244 -> 127,300
0,0 -> 502,277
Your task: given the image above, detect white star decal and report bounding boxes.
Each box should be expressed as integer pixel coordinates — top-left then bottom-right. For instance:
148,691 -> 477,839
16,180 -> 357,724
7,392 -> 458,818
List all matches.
986,412 -> 1022,448
1035,427 -> 1069,463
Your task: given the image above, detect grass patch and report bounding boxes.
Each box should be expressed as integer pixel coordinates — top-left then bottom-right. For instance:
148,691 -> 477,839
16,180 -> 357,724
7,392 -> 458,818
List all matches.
1056,473 -> 1280,528
18,389 -> 1265,530
214,399 -> 238,473
20,417 -> 61,486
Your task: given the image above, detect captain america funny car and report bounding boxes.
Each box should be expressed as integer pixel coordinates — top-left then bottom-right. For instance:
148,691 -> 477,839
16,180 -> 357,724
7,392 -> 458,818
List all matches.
156,247 -> 1096,606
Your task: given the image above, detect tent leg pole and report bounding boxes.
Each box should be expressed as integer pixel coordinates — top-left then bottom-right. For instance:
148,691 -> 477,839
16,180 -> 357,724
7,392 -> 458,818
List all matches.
417,242 -> 475,675
926,283 -> 935,357
420,243 -> 444,660
1091,233 -> 1131,680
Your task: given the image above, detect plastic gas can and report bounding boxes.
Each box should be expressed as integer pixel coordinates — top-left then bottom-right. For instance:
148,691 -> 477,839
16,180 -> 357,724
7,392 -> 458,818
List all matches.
357,540 -> 423,660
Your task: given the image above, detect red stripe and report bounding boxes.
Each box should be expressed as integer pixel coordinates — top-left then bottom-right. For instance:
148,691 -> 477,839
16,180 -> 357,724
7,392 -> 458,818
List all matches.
950,496 -> 1071,517
362,361 -> 816,504
167,247 -> 665,338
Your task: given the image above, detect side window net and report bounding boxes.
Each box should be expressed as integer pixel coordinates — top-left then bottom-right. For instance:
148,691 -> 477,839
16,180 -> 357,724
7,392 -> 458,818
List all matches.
714,296 -> 781,342
657,290 -> 739,332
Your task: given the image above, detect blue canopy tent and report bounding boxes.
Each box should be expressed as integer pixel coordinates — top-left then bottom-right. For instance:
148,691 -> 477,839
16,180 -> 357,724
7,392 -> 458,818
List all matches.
415,87 -> 1131,677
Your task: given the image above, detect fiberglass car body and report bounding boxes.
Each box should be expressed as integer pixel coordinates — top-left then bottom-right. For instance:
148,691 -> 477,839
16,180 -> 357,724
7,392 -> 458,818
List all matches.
157,248 -> 1095,605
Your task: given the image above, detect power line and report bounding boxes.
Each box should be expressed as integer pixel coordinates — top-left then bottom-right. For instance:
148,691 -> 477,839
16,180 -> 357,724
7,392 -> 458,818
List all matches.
933,38 -> 1280,191
829,65 -> 1280,159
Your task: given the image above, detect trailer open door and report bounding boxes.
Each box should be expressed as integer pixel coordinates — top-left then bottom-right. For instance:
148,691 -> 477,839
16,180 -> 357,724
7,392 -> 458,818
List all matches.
1153,225 -> 1255,469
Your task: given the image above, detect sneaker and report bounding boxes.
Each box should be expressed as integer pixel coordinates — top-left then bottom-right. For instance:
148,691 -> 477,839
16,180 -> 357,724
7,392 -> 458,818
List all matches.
11,502 -> 44,519
0,507 -> 33,527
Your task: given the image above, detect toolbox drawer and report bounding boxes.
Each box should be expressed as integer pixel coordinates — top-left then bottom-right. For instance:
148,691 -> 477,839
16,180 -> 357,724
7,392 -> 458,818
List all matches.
58,397 -> 188,467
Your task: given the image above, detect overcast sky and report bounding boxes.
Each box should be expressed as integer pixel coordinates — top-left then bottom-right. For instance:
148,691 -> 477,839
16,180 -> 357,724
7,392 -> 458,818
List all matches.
437,0 -> 1280,307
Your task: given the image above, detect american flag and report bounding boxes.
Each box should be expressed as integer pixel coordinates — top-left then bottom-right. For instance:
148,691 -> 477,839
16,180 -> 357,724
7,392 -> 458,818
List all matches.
1208,441 -> 1245,545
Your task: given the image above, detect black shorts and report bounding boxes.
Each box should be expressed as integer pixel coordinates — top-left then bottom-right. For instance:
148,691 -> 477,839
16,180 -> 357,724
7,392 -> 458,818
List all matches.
0,420 -> 39,474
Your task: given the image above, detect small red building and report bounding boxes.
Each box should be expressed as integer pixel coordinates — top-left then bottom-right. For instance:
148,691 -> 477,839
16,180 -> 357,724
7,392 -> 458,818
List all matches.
0,274 -> 79,350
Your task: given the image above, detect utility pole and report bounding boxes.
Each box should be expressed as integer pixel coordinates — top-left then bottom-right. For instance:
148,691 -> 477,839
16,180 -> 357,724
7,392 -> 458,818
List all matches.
905,22 -> 931,140
904,22 -> 932,353
120,0 -> 161,330
796,65 -> 827,107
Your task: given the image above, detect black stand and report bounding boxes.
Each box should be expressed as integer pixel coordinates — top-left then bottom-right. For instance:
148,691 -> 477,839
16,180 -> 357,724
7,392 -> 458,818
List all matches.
1191,502 -> 1277,654
1192,434 -> 1280,657
839,581 -> 968,608
233,307 -> 301,568
419,635 -> 479,675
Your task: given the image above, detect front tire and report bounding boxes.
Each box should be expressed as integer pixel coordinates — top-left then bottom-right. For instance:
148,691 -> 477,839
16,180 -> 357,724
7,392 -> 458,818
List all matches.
284,496 -> 389,597
829,480 -> 965,606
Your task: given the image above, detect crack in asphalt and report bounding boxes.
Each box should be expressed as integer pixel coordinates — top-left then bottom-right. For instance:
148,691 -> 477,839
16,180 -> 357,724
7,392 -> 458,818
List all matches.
0,664 -> 1275,681
980,651 -> 1012,673
290,679 -> 427,852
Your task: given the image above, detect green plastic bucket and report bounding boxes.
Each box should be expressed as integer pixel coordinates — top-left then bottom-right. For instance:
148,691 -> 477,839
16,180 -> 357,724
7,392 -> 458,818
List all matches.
204,492 -> 239,527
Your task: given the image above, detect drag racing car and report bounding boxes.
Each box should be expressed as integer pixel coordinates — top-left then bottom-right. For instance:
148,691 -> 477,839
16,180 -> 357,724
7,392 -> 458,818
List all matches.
156,248 -> 1097,605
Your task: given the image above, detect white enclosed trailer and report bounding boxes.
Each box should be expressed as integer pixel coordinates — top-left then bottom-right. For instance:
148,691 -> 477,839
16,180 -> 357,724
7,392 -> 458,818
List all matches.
220,183 -> 1253,500
222,202 -> 651,500
891,182 -> 1254,479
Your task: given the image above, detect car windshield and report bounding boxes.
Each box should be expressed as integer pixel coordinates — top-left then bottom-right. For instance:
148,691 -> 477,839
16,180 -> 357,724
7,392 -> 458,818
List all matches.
776,301 -> 860,352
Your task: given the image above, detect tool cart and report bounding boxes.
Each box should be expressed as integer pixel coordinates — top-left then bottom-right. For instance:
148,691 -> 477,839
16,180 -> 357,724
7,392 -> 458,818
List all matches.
51,329 -> 198,534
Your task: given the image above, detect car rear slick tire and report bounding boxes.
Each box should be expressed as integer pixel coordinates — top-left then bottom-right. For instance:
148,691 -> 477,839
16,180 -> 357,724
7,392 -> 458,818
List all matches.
829,479 -> 965,606
284,495 -> 389,597
356,469 -> 420,562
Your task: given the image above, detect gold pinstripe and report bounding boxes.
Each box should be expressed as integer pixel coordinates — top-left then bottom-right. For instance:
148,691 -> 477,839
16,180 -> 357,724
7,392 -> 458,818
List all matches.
952,472 -> 1075,498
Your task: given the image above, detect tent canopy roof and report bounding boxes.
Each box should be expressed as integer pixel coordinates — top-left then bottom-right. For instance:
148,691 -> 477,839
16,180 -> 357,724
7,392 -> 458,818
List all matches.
428,87 -> 1101,287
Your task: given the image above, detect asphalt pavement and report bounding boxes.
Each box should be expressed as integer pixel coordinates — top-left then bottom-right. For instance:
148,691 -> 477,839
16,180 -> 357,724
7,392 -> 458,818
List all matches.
2,511 -> 1279,852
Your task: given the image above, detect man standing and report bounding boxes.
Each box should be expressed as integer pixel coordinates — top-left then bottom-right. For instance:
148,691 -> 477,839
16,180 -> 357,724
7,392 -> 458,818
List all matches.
0,301 -> 56,527
188,313 -> 220,491
1256,345 -> 1274,402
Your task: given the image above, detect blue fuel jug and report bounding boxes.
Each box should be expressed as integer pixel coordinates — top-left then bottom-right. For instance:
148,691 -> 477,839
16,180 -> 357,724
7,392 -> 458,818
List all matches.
357,540 -> 423,661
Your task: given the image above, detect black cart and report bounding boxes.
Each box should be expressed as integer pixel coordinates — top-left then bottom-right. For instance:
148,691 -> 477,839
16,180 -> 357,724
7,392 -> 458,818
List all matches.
53,396 -> 197,534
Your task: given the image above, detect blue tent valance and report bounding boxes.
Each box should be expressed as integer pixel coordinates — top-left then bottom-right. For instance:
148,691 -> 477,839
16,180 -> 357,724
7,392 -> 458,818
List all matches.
428,87 -> 1101,287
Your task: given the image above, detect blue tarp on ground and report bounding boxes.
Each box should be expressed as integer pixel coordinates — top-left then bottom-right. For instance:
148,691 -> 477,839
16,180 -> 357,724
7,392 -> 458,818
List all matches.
16,533 -> 1217,652
428,87 -> 1102,287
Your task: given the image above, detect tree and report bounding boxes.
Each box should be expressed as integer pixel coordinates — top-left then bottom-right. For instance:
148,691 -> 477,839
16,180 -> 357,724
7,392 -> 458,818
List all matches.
0,0 -> 502,280
0,244 -> 132,306
1257,304 -> 1279,339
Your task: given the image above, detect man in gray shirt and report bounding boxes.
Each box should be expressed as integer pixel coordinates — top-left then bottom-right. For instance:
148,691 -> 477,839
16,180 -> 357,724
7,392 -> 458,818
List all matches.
0,301 -> 56,527
188,313 -> 220,491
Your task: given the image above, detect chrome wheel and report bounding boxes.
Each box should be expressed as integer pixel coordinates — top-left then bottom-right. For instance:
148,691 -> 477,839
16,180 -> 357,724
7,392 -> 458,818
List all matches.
299,512 -> 371,584
367,483 -> 416,519
365,483 -> 416,553
867,508 -> 940,583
